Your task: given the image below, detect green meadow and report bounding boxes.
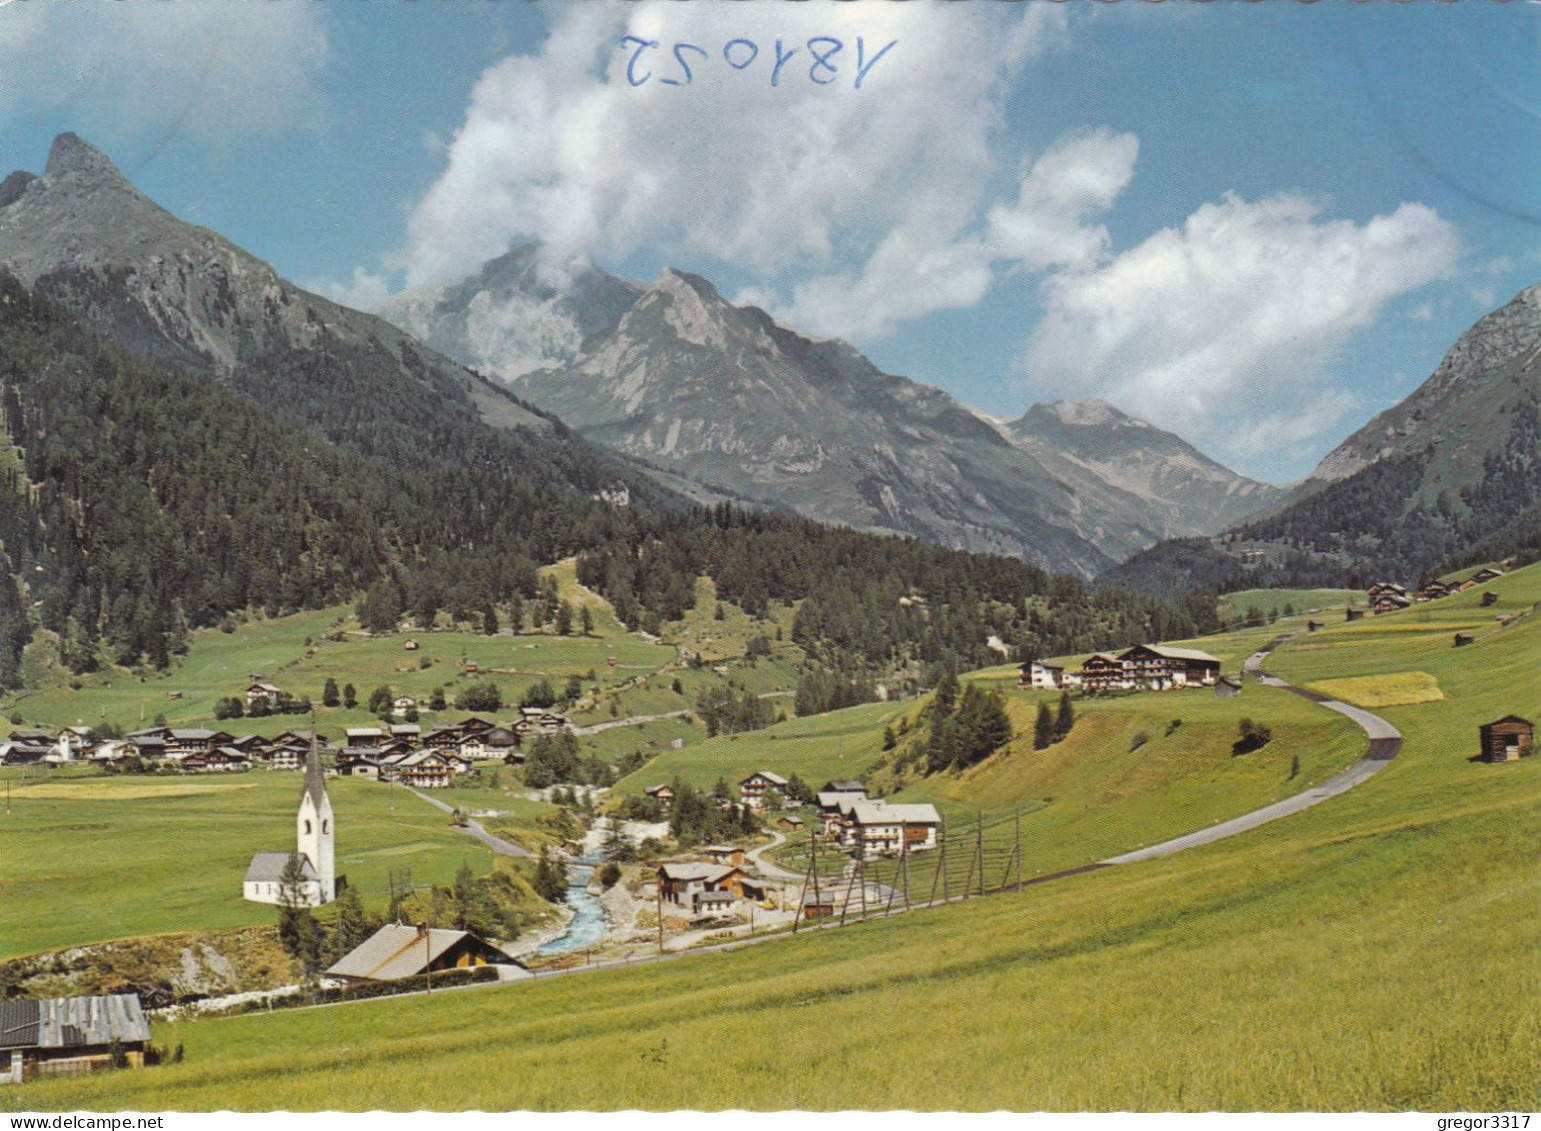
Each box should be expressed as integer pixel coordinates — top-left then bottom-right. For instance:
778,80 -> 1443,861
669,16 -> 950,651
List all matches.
6,565 -> 1538,1109
0,773 -> 502,960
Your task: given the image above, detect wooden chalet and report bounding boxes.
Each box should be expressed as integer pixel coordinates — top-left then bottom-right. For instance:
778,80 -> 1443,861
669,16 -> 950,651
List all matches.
0,994 -> 151,1084
1415,582 -> 1453,602
777,815 -> 805,832
738,770 -> 788,812
1470,567 -> 1505,585
165,728 -> 233,759
1079,652 -> 1126,694
393,749 -> 456,788
514,708 -> 567,738
267,743 -> 309,772
700,845 -> 746,866
1118,645 -> 1221,690
1346,607 -> 1367,622
345,726 -> 388,749
0,740 -> 51,765
270,729 -> 325,749
245,680 -> 283,708
1372,592 -> 1412,615
1307,620 -> 1325,632
1366,582 -> 1408,600
326,924 -> 515,983
644,783 -> 675,803
1478,716 -> 1533,763
391,695 -> 418,717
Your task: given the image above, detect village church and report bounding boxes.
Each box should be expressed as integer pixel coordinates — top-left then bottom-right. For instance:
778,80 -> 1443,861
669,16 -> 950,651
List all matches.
242,734 -> 337,907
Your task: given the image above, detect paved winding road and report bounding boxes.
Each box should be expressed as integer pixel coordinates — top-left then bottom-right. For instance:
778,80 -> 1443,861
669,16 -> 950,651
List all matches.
1103,633 -> 1401,865
404,785 -> 533,859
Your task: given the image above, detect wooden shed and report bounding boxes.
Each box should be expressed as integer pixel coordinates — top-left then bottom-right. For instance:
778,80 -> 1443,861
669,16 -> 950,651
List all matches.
0,995 -> 151,1084
1346,607 -> 1366,622
1453,633 -> 1475,648
1478,716 -> 1533,763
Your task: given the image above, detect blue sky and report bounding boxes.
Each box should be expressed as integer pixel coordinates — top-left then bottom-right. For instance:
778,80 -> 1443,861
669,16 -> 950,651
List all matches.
0,0 -> 1535,483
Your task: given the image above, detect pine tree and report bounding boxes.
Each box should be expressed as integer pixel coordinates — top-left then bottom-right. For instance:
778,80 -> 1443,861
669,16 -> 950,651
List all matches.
343,683 -> 357,709
1054,690 -> 1074,740
1033,702 -> 1054,750
580,605 -> 594,636
554,601 -> 573,636
322,677 -> 340,708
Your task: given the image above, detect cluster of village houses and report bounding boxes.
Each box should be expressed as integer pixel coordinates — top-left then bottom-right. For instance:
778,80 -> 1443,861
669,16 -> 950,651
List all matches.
1357,566 -> 1505,616
0,709 -> 570,785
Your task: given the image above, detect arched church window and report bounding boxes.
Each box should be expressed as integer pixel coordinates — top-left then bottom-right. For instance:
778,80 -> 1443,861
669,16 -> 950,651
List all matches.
322,819 -> 329,834
305,819 -> 312,834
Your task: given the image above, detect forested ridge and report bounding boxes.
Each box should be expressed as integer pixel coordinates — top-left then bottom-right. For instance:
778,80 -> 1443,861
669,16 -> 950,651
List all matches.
1102,394 -> 1541,597
0,272 -> 1219,689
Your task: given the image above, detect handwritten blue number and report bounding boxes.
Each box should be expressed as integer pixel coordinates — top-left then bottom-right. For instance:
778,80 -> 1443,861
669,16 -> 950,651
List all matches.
807,37 -> 842,85
661,42 -> 707,87
771,38 -> 798,88
723,38 -> 758,70
621,36 -> 659,87
854,37 -> 897,90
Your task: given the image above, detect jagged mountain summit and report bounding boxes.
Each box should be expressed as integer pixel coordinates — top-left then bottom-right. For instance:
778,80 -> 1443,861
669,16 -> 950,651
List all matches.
0,133 -> 663,502
385,251 -> 1285,576
1004,399 -> 1288,540
1306,284 -> 1541,492
515,268 -> 1121,576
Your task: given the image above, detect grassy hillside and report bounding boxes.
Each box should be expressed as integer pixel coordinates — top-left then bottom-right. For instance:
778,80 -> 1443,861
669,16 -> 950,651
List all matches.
9,567 -> 1539,1110
2,602 -> 677,736
1219,587 -> 1361,620
0,774 -> 521,960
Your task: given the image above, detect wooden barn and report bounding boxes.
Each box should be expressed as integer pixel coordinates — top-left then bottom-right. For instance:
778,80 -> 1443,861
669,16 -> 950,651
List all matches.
1478,716 -> 1533,763
1453,633 -> 1476,648
326,924 -> 515,982
1214,675 -> 1243,698
0,995 -> 150,1084
1346,607 -> 1367,622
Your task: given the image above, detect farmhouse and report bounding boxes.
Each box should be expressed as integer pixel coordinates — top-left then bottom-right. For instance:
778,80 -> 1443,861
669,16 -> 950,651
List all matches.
1366,582 -> 1408,600
1019,659 -> 1065,690
346,727 -> 387,749
243,735 -> 337,907
246,680 -> 283,708
392,749 -> 456,789
391,695 -> 418,718
844,800 -> 941,860
1477,716 -> 1533,763
1470,567 -> 1505,584
0,994 -> 151,1084
656,862 -> 746,910
644,783 -> 675,804
326,924 -> 515,983
165,729 -> 232,759
700,845 -> 746,866
739,770 -> 788,811
817,789 -> 868,836
515,708 -> 568,738
777,815 -> 805,832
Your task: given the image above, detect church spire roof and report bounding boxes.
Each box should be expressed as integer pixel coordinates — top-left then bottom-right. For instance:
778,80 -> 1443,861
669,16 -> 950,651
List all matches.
303,725 -> 327,810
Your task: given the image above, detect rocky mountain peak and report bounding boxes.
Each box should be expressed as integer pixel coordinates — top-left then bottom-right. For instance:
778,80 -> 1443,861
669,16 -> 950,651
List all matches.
628,266 -> 763,354
1028,399 -> 1139,428
44,132 -> 131,191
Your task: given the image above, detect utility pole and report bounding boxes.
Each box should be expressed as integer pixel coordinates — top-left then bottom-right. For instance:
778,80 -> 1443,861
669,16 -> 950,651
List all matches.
940,818 -> 948,905
1015,806 -> 1023,893
900,820 -> 910,911
810,831 -> 823,929
421,923 -> 432,994
656,877 -> 664,953
976,811 -> 985,897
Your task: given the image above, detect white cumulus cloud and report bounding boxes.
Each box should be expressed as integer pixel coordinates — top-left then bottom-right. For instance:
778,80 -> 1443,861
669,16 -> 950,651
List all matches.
758,127 -> 1140,339
1021,192 -> 1462,466
399,0 -> 1068,309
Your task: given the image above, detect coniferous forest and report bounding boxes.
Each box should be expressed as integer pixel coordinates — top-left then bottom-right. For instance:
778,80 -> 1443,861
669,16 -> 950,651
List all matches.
0,271 -> 1221,690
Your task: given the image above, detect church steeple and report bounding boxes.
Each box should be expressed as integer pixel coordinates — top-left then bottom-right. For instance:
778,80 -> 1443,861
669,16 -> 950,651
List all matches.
295,724 -> 335,905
